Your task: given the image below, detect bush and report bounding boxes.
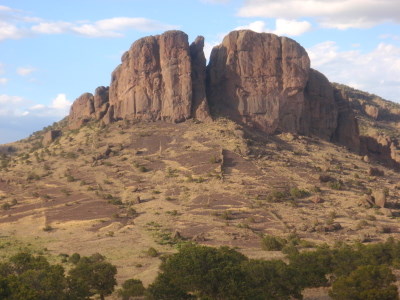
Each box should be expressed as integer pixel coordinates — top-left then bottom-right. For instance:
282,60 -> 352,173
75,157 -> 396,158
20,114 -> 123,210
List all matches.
117,279 -> 145,299
147,247 -> 159,257
261,235 -> 287,251
290,187 -> 310,199
329,265 -> 398,300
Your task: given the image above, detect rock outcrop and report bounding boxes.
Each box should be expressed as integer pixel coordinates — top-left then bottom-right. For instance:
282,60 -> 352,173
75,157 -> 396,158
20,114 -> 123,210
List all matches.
43,130 -> 61,145
68,86 -> 110,129
108,30 -> 210,123
207,30 -> 310,134
207,30 -> 359,150
360,134 -> 400,168
68,29 -> 361,152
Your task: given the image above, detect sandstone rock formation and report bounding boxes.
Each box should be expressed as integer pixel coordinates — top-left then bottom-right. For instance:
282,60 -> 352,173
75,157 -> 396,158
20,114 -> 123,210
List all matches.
68,29 -> 361,152
207,30 -> 359,150
108,30 -> 210,123
207,30 -> 310,134
68,86 -> 110,129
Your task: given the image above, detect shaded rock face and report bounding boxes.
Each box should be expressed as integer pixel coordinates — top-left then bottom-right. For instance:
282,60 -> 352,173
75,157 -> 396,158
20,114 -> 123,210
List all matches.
68,86 -> 110,129
109,30 -> 210,123
207,30 -> 310,134
360,134 -> 400,168
302,69 -> 338,140
332,87 -> 360,152
190,36 -> 211,121
206,30 -> 359,150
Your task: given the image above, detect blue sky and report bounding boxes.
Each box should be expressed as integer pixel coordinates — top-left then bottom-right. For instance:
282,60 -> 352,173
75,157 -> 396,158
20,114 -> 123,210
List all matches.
1,0 -> 400,144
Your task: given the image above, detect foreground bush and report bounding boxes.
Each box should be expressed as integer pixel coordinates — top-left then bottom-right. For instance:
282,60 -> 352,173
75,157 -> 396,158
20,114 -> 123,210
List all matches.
0,252 -> 117,300
329,265 -> 398,300
147,243 -> 302,300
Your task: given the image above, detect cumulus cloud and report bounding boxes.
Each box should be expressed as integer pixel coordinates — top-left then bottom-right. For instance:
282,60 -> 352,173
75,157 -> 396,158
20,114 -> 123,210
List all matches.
0,93 -> 72,143
238,0 -> 400,29
0,6 -> 176,41
235,19 -> 312,36
16,67 -> 36,76
308,41 -> 400,101
0,78 -> 8,84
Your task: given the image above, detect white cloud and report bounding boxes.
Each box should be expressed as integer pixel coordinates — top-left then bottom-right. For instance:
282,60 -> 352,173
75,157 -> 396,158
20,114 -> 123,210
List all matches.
31,21 -> 72,34
50,93 -> 72,111
238,0 -> 400,29
308,41 -> 400,101
0,6 -> 177,41
236,20 -> 267,33
16,67 -> 36,76
0,78 -> 8,85
0,21 -> 27,41
235,19 -> 312,36
274,19 -> 312,36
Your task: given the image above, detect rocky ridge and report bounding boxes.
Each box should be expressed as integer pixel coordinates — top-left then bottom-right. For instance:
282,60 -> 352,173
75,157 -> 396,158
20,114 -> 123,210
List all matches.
68,29 -> 395,158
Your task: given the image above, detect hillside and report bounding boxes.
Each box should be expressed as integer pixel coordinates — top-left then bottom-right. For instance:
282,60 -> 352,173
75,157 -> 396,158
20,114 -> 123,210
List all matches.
1,29 -> 400,299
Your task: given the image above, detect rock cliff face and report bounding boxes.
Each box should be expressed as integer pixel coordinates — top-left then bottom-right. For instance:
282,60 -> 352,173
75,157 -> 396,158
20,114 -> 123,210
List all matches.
108,30 -> 209,123
207,30 -> 310,134
206,30 -> 359,151
68,29 -> 361,152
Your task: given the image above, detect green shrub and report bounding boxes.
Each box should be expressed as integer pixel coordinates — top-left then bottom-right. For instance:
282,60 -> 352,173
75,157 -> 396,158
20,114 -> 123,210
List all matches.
329,265 -> 398,300
117,279 -> 145,300
261,235 -> 287,251
147,247 -> 159,257
290,187 -> 310,199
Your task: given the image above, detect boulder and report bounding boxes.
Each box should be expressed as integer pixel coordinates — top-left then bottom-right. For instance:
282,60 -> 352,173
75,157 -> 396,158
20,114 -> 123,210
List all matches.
372,190 -> 386,208
43,130 -> 62,145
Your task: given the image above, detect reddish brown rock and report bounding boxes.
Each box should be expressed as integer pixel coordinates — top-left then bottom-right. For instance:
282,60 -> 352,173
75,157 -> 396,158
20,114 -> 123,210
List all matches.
190,36 -> 211,122
68,93 -> 95,129
207,30 -> 310,134
206,30 -> 359,151
68,87 -> 110,129
302,69 -> 338,140
332,87 -> 360,152
360,134 -> 400,168
364,104 -> 379,119
109,30 -> 194,122
372,190 -> 386,208
43,130 -> 62,145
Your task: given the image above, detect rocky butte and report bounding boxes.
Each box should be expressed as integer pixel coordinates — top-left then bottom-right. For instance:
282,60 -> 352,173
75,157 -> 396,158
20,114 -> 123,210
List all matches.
68,29 -> 398,165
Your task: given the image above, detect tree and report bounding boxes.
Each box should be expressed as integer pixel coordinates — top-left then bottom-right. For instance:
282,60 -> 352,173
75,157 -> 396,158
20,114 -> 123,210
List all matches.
147,244 -> 248,299
329,265 -> 399,300
68,253 -> 117,300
